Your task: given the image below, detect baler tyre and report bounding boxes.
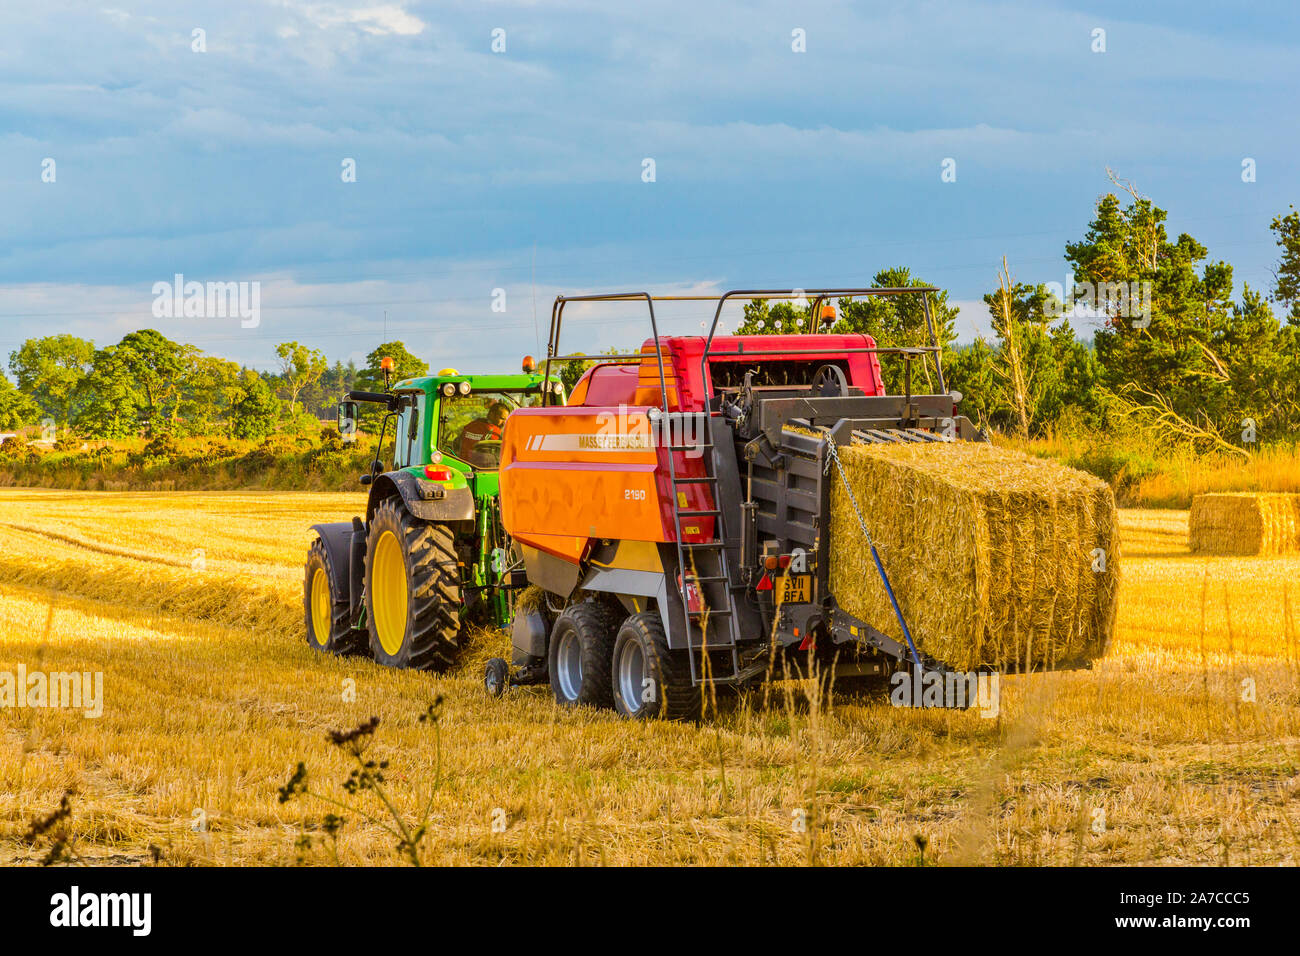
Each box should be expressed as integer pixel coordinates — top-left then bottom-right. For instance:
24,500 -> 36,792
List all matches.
304,537 -> 366,655
484,658 -> 510,698
611,612 -> 701,722
365,497 -> 461,671
547,602 -> 620,708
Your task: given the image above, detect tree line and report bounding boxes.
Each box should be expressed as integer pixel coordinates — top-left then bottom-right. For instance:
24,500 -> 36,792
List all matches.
0,333 -> 429,441
3,186 -> 1297,452
737,189 -> 1300,451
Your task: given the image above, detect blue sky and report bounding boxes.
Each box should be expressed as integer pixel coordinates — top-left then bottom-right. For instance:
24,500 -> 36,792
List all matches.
1,1 -> 1296,372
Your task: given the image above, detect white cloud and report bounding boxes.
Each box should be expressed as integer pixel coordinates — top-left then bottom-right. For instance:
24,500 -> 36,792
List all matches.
351,5 -> 424,36
276,1 -> 425,36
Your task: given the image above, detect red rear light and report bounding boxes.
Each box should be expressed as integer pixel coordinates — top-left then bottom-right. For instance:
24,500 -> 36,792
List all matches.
424,465 -> 453,481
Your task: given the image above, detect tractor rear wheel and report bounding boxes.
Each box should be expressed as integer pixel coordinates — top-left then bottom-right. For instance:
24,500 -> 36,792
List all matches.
611,612 -> 701,721
364,497 -> 461,671
547,602 -> 621,708
303,537 -> 365,655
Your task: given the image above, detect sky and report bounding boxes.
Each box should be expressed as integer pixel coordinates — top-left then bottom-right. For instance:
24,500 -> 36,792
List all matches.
1,1 -> 1297,373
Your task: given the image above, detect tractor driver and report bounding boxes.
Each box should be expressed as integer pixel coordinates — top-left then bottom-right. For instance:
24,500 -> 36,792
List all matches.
458,401 -> 511,465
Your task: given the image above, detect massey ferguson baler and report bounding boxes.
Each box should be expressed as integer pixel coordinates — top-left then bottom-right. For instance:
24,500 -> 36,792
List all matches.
490,288 -> 987,720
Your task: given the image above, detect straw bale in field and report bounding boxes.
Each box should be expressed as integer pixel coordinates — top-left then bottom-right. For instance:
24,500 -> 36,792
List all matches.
1188,492 -> 1300,555
828,441 -> 1118,671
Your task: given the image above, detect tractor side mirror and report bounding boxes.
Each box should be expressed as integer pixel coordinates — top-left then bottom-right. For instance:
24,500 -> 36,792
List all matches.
337,400 -> 358,438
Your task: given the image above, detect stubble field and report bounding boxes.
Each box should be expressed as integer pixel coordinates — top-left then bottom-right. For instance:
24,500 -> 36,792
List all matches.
1,489 -> 1297,865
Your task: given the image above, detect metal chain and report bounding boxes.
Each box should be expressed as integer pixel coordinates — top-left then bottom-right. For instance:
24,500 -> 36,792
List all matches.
823,435 -> 876,551
820,431 -> 923,670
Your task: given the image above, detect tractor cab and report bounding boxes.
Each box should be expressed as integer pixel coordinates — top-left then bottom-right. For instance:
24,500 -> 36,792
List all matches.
433,385 -> 517,470
335,362 -> 565,495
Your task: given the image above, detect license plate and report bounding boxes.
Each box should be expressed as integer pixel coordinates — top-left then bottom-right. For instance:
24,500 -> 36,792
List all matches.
779,574 -> 812,604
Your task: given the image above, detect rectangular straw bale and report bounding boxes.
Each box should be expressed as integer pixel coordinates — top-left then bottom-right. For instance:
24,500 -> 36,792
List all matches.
828,441 -> 1119,671
1188,492 -> 1300,555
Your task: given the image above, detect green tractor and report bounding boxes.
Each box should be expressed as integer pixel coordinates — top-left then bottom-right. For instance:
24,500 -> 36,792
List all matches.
303,357 -> 563,673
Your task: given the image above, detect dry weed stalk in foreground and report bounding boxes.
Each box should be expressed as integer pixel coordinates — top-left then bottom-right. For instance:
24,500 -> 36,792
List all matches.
278,700 -> 445,866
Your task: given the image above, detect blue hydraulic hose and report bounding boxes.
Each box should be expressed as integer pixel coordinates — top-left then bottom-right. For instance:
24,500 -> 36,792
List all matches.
868,543 -> 923,671
825,437 -> 924,672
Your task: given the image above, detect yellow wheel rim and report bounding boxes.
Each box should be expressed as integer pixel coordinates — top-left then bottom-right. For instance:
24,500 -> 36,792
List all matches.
311,566 -> 332,646
372,530 -> 409,656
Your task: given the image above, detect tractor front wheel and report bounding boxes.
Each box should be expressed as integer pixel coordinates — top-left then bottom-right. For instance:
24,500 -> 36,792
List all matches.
364,497 -> 461,671
303,537 -> 365,655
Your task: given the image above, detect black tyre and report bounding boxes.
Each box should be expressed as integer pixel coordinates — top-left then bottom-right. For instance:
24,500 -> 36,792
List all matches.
484,657 -> 510,698
364,497 -> 461,671
547,602 -> 621,708
611,612 -> 701,721
304,537 -> 365,655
